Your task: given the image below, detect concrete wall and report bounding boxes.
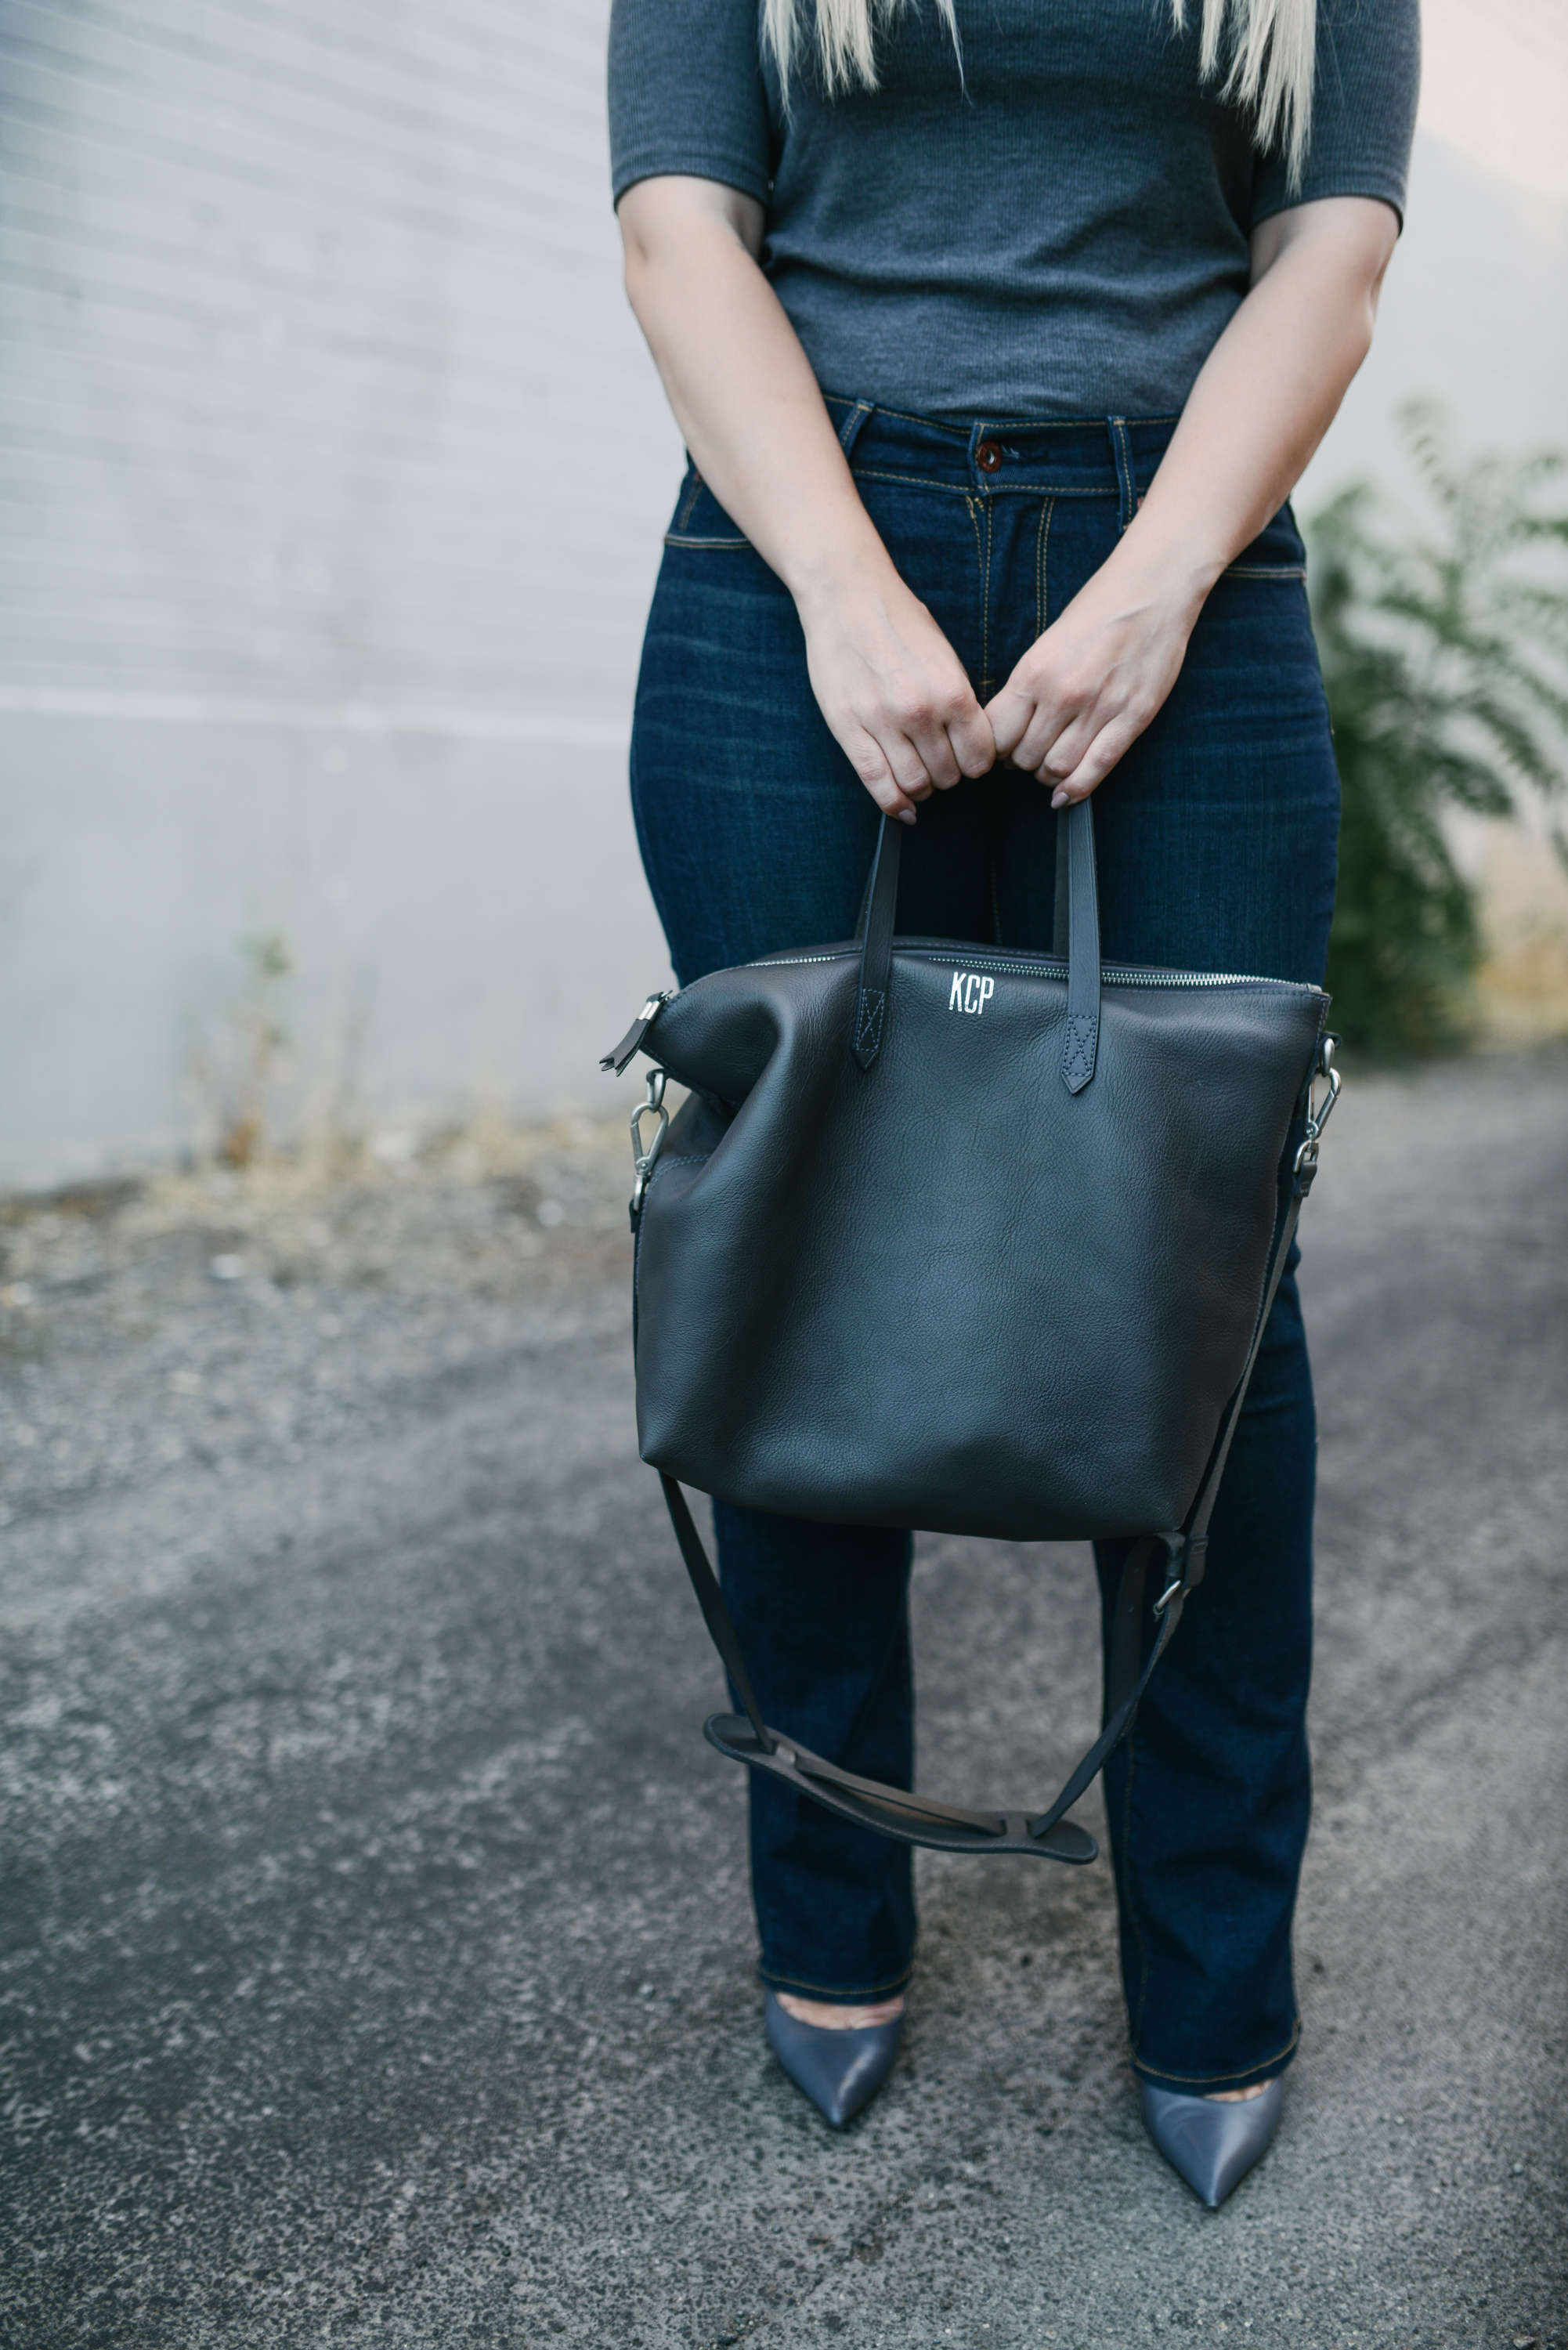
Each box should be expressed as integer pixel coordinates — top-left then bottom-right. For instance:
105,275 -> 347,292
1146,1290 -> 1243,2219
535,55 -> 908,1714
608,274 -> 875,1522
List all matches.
1,0 -> 681,1187
2,0 -> 1565,1188
3,714 -> 656,1177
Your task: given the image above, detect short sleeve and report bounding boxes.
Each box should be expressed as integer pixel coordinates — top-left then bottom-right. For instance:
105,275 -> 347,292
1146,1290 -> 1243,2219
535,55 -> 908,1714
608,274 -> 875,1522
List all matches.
608,0 -> 774,209
1249,0 -> 1419,230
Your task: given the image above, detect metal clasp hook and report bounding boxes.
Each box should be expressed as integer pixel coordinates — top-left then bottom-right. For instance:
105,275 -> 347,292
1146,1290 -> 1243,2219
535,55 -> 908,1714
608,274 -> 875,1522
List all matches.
1293,1036 -> 1342,1182
629,1068 -> 669,1215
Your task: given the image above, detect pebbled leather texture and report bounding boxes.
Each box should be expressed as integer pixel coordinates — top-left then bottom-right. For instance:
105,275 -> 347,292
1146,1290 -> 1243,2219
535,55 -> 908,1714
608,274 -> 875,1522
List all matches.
630,804 -> 1325,1547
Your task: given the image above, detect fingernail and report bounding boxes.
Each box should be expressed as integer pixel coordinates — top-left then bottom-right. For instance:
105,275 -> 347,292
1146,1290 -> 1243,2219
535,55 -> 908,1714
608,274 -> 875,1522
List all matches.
1050,788 -> 1069,810
897,807 -> 918,826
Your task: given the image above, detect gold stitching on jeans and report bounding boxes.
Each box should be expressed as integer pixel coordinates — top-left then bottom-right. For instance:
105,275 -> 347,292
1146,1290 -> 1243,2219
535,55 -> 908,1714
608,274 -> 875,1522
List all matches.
833,397 -> 969,436
829,397 -> 1180,432
1122,1688 -> 1154,2052
850,468 -> 1119,500
981,497 -> 994,695
763,1966 -> 914,1998
1109,417 -> 1136,531
1134,2021 -> 1302,2090
848,466 -> 984,494
964,497 -> 988,696
1035,495 -> 1056,637
836,397 -> 876,454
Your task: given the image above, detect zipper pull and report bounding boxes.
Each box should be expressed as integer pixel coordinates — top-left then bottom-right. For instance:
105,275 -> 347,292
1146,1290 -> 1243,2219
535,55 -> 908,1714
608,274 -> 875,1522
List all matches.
599,990 -> 672,1076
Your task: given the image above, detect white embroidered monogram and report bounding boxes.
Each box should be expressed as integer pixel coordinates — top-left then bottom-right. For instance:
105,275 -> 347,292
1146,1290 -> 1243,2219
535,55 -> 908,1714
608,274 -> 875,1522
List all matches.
948,972 -> 995,1015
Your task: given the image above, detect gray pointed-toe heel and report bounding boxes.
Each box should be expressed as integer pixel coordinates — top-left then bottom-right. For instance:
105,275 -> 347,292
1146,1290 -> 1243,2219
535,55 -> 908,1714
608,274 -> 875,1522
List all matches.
763,1990 -> 904,2128
1140,2077 -> 1284,2208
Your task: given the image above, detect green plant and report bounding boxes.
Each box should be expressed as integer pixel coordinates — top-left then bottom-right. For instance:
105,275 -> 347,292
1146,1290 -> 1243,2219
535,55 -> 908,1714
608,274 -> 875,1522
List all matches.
1307,403 -> 1568,1058
219,931 -> 294,1167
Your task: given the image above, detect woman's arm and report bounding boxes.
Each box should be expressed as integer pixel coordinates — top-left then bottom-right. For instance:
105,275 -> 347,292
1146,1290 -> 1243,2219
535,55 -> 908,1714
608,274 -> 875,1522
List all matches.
617,175 -> 995,820
985,197 -> 1400,803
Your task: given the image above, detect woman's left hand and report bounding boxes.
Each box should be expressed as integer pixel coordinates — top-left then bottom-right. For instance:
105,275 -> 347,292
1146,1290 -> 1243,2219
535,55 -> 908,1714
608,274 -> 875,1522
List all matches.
984,197 -> 1402,805
983,544 -> 1205,806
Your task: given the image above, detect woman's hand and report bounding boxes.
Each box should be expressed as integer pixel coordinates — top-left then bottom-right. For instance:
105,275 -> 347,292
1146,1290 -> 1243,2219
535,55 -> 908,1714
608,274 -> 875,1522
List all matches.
796,558 -> 995,819
988,194 -> 1400,804
985,547 -> 1205,805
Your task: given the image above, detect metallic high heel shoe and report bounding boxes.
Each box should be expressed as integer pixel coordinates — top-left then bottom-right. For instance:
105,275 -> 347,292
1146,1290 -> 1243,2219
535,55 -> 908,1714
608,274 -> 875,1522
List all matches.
1140,2077 -> 1284,2208
763,1990 -> 904,2128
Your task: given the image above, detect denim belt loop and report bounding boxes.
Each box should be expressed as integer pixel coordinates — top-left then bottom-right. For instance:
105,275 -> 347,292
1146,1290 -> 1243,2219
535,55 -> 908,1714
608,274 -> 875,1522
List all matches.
837,399 -> 876,460
1107,416 -> 1138,530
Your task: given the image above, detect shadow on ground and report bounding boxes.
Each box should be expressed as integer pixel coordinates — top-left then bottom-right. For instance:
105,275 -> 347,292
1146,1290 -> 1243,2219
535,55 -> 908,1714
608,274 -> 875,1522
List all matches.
1,1061 -> 1564,2348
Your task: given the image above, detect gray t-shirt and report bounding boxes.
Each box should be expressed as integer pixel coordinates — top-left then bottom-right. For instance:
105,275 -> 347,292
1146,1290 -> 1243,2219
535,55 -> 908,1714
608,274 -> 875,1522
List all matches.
608,0 -> 1418,421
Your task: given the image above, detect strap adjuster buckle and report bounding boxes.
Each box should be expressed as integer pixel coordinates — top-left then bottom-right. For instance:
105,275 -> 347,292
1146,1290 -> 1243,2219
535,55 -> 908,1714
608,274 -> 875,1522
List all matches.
1153,1534 -> 1207,1614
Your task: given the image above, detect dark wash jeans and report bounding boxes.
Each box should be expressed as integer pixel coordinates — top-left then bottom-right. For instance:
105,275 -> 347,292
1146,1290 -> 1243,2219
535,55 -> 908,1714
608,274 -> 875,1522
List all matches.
629,402 -> 1338,2094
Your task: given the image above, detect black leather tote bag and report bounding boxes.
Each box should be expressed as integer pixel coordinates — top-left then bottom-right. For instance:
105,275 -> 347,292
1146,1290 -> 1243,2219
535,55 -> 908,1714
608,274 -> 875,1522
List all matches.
602,798 -> 1339,1866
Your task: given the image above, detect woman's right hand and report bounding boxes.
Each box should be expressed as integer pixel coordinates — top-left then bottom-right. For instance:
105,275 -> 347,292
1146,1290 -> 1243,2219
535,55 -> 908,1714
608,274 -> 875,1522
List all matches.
794,559 -> 996,820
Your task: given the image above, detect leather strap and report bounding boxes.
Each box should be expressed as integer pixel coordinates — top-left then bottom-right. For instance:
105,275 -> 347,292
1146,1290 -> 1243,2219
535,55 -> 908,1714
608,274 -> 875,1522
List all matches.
851,802 -> 1100,1093
1061,797 -> 1100,1094
1179,1123 -> 1312,1579
852,815 -> 902,1068
655,1112 -> 1313,1863
660,1473 -> 775,1753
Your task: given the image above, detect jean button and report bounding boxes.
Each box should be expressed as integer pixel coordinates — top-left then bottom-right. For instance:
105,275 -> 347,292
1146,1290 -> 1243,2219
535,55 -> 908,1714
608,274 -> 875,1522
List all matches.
976,439 -> 1003,473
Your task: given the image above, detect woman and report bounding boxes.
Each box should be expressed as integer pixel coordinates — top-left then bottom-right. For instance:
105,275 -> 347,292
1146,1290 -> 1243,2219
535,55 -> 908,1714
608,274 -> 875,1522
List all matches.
607,0 -> 1414,2204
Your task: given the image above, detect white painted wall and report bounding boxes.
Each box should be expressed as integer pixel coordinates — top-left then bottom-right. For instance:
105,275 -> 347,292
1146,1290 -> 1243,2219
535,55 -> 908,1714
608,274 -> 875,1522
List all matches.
2,0 -> 1564,1188
1298,131 -> 1568,515
2,715 -> 655,1177
1,0 -> 682,1188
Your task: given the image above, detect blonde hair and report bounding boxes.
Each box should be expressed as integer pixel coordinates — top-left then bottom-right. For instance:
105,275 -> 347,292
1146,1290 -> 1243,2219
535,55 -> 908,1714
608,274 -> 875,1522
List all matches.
762,0 -> 1317,185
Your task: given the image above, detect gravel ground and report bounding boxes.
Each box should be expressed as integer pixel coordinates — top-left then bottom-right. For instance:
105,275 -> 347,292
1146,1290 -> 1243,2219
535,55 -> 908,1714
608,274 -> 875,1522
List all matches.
1,1058 -> 1564,2349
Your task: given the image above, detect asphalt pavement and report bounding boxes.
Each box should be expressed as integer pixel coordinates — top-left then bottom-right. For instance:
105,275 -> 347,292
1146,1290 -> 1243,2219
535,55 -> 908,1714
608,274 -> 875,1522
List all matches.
1,1055 -> 1564,2349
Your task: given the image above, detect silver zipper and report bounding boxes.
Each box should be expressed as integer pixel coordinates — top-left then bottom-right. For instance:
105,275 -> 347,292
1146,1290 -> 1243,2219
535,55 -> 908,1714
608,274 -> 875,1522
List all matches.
937,956 -> 1324,994
751,947 -> 1322,996
750,953 -> 844,970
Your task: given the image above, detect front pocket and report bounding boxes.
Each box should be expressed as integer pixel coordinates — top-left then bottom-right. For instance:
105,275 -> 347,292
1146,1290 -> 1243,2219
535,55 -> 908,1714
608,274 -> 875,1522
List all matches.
664,468 -> 750,550
1225,501 -> 1308,579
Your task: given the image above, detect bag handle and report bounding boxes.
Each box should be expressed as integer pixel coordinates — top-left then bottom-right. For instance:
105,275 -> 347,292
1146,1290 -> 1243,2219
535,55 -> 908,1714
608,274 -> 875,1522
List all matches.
850,815 -> 901,1068
1060,797 -> 1100,1093
853,798 -> 1101,1092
